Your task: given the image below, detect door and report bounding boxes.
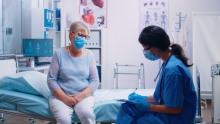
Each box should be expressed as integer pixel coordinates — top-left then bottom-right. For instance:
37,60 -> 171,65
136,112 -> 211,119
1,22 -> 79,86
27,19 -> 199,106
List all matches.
2,0 -> 21,54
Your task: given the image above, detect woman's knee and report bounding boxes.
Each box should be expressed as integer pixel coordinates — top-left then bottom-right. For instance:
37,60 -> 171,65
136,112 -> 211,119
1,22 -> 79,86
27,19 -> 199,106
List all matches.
78,109 -> 96,120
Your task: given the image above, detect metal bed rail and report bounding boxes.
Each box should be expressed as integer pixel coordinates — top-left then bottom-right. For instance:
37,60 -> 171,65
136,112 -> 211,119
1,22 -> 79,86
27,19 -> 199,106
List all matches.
114,63 -> 145,89
195,66 -> 204,123
0,54 -> 24,73
0,109 -> 56,124
210,64 -> 220,123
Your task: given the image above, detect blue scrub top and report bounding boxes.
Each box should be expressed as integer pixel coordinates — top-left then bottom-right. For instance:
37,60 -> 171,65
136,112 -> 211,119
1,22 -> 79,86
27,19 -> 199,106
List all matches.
153,55 -> 196,124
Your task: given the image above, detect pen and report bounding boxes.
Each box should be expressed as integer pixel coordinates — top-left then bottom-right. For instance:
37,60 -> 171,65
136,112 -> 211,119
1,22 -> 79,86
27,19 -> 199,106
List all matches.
134,88 -> 137,93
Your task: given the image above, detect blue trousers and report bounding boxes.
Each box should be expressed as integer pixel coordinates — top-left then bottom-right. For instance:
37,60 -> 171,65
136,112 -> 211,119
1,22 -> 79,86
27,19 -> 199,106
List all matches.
115,103 -> 167,124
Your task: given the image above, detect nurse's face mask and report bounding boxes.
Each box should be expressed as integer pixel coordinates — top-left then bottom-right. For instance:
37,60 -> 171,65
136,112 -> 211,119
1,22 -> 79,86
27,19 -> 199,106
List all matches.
142,46 -> 159,61
71,32 -> 90,50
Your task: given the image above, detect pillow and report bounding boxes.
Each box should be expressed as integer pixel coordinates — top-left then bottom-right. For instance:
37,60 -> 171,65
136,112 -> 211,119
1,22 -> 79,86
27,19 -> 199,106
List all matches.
1,71 -> 51,99
0,80 -> 7,88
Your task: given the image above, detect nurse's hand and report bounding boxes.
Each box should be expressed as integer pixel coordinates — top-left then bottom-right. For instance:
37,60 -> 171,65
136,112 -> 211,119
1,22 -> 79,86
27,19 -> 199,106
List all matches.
69,93 -> 84,103
128,93 -> 147,102
62,96 -> 77,107
126,100 -> 151,112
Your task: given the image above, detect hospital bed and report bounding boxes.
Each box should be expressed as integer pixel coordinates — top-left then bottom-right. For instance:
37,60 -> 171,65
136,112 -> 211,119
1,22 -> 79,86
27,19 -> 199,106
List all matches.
0,54 -> 205,124
0,54 -> 154,124
0,87 -> 154,124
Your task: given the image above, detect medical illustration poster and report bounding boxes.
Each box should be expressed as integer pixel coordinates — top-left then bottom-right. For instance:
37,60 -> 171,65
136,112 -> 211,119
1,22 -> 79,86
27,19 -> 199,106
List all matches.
80,0 -> 107,28
139,0 -> 169,33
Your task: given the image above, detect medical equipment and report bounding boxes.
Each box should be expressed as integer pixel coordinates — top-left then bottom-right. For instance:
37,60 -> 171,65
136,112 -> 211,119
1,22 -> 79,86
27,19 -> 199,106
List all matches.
195,67 -> 205,123
23,39 -> 53,66
23,39 -> 53,57
155,54 -> 172,105
211,64 -> 220,123
114,63 -> 145,89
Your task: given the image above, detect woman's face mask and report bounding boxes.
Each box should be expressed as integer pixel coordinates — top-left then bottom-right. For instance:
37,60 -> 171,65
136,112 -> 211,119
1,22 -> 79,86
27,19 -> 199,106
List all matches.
73,36 -> 87,50
71,32 -> 88,50
142,47 -> 159,61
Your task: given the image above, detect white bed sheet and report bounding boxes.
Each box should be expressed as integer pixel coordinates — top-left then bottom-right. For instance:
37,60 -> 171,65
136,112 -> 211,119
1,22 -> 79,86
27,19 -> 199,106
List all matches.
94,89 -> 155,103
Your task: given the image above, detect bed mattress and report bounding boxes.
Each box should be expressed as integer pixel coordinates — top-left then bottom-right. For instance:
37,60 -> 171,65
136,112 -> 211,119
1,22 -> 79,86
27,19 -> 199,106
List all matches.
0,87 -> 155,122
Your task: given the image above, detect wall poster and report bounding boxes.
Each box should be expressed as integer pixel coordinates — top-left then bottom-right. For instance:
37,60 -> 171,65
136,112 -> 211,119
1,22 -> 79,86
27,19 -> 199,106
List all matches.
139,0 -> 169,33
80,0 -> 107,28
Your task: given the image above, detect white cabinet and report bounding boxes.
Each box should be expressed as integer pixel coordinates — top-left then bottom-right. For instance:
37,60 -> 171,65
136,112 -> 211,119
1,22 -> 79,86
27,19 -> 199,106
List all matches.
86,30 -> 101,48
53,0 -> 61,51
90,49 -> 100,65
87,28 -> 107,89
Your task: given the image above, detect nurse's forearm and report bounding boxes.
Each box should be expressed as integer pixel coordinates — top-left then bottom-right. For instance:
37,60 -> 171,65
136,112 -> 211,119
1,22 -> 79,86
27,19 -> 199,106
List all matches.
150,105 -> 182,114
146,95 -> 157,103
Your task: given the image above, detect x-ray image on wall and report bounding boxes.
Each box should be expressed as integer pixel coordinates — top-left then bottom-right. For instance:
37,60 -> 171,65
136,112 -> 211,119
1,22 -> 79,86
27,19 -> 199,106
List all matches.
139,0 -> 169,33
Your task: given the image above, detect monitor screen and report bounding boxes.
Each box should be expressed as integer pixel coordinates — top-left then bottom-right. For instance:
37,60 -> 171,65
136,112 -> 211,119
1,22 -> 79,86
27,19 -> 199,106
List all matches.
23,39 -> 53,57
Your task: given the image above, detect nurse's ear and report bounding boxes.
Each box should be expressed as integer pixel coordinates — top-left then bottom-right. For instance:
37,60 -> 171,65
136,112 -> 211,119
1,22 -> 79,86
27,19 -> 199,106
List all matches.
150,47 -> 160,56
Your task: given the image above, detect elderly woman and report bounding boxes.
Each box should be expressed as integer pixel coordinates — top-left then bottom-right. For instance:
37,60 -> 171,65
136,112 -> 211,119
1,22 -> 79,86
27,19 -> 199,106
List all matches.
47,21 -> 99,124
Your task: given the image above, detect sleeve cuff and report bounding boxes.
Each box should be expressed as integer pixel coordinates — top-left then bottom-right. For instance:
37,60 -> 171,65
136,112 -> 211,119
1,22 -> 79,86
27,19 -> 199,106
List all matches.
49,82 -> 61,93
87,81 -> 99,94
153,93 -> 159,103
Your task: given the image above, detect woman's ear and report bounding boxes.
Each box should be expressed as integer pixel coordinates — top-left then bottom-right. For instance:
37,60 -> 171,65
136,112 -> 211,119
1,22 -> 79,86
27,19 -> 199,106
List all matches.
69,32 -> 74,41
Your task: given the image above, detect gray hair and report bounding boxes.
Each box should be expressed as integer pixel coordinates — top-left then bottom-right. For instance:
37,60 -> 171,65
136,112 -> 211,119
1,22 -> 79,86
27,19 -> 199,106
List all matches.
69,21 -> 90,34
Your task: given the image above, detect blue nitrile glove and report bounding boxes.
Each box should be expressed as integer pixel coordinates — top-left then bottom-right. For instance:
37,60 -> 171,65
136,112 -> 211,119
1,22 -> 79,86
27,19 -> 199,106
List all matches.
128,93 -> 147,102
126,100 -> 151,112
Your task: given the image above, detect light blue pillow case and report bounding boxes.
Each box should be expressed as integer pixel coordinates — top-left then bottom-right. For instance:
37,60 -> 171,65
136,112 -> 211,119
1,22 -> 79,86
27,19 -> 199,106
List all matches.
1,71 -> 51,99
0,80 -> 7,88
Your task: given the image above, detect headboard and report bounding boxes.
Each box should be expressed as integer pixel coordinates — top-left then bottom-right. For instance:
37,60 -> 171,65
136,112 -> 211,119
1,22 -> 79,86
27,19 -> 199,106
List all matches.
0,54 -> 18,79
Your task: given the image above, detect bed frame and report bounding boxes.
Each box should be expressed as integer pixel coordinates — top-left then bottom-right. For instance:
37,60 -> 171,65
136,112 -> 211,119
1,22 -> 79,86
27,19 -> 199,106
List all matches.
0,108 -> 56,124
0,54 -> 56,124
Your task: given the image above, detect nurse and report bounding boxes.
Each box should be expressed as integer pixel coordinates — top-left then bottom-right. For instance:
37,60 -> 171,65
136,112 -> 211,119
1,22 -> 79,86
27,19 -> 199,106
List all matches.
116,26 -> 196,124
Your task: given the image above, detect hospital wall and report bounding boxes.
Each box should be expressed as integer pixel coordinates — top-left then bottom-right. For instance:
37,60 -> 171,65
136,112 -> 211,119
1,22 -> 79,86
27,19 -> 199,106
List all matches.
104,0 -> 220,89
44,0 -> 220,89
